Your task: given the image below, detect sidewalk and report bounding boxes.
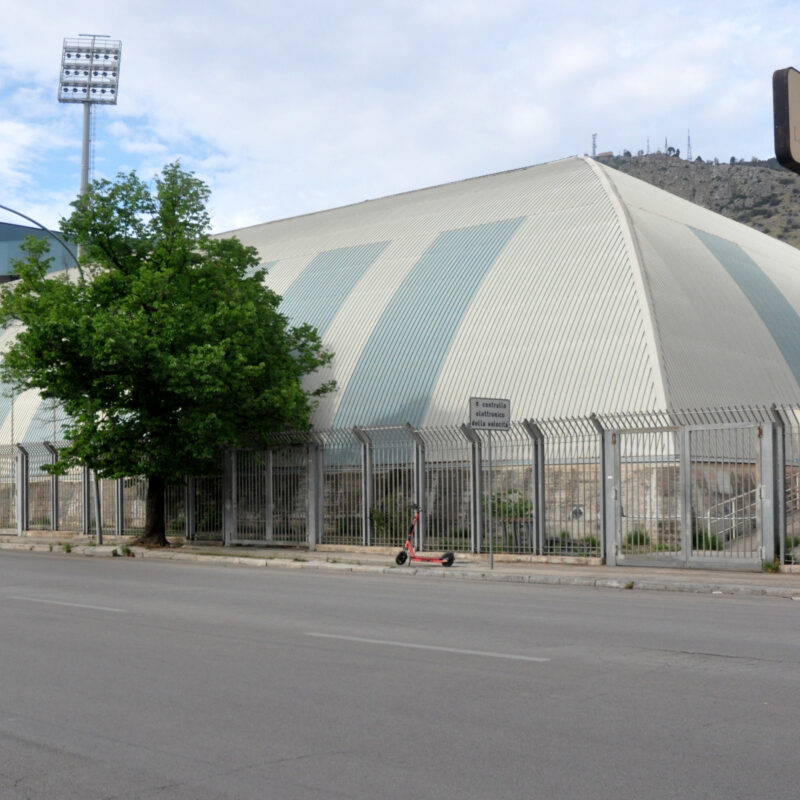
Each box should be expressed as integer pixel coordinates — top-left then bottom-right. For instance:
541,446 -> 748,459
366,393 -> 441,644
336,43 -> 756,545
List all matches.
2,534 -> 800,599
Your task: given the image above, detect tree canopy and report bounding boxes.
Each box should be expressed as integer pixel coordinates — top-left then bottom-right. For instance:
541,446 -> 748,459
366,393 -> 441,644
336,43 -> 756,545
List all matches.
0,163 -> 333,544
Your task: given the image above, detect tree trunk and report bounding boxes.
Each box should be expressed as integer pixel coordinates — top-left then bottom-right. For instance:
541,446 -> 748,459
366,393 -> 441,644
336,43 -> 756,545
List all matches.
138,475 -> 168,546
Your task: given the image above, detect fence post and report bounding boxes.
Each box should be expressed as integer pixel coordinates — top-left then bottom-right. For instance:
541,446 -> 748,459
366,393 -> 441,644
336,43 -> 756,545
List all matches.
407,425 -> 426,550
81,465 -> 91,535
523,420 -> 545,556
759,421 -> 777,565
222,449 -> 237,546
92,473 -> 103,545
353,428 -> 373,546
43,441 -> 59,532
264,451 -> 274,543
15,444 -> 28,536
461,424 -> 482,554
771,406 -> 786,565
186,477 -> 197,541
306,434 -> 324,550
114,479 -> 124,536
680,427 -> 693,565
592,415 -> 619,566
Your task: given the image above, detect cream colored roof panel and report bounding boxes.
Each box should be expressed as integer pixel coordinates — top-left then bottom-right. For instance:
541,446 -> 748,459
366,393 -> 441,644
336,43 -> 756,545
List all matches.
605,167 -> 800,407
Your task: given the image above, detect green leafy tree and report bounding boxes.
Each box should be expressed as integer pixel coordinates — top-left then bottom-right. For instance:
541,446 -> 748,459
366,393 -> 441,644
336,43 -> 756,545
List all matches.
0,163 -> 333,545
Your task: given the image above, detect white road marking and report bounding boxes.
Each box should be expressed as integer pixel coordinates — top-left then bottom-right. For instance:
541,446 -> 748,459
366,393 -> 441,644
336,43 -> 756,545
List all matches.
306,632 -> 550,662
10,596 -> 126,613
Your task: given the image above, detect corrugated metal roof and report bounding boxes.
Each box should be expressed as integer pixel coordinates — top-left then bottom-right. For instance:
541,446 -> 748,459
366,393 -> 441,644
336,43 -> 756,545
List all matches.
605,165 -> 800,408
279,242 -> 389,338
226,156 -> 672,426
331,216 -> 525,428
5,156 -> 800,441
223,156 -> 800,427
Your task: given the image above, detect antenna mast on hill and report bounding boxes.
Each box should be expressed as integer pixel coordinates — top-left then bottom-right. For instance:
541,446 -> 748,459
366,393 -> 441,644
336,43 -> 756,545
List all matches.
592,133 -> 597,157
687,130 -> 692,161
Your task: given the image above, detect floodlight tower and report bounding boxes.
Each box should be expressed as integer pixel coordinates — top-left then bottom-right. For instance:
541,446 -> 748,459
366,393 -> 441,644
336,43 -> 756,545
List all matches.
58,34 -> 122,196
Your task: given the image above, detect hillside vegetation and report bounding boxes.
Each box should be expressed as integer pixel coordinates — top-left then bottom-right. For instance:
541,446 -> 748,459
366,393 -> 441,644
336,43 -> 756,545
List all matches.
595,153 -> 800,249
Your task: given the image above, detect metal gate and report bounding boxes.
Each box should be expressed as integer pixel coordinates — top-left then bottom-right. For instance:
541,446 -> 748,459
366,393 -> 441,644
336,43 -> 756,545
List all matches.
610,423 -> 769,568
613,425 -> 683,566
686,423 -> 764,567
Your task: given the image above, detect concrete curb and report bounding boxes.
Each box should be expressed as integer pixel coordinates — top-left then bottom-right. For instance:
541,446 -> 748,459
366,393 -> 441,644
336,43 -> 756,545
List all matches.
2,539 -> 800,600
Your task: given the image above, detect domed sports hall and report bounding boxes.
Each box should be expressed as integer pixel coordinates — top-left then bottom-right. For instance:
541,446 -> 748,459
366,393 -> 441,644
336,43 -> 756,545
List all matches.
224,155 -> 800,426
4,156 -> 800,570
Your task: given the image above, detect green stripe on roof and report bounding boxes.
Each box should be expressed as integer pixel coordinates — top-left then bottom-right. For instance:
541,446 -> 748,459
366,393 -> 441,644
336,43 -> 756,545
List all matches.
279,242 -> 389,337
332,217 -> 525,428
692,227 -> 800,387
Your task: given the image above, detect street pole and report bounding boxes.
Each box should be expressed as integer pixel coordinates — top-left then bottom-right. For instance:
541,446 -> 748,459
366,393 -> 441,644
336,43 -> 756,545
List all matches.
80,100 -> 92,198
488,430 -> 494,570
93,473 -> 103,544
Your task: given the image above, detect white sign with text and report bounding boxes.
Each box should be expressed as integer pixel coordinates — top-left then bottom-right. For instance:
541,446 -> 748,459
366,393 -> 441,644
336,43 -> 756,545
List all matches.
469,397 -> 511,430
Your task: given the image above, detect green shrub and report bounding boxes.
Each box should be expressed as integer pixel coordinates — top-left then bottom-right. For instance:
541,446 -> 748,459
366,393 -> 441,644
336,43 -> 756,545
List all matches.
546,534 -> 573,553
581,535 -> 601,553
197,508 -> 222,533
544,532 -> 600,556
484,491 -> 532,520
625,529 -> 649,547
369,494 -> 409,542
442,527 -> 470,549
692,530 -> 721,550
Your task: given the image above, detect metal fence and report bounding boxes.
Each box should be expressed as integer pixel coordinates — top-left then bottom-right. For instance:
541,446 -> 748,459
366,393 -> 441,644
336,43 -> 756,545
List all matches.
0,445 -> 15,529
6,406 -> 800,570
616,421 -> 681,559
775,407 -> 800,565
422,427 -> 473,553
539,417 -> 602,557
321,428 -> 363,546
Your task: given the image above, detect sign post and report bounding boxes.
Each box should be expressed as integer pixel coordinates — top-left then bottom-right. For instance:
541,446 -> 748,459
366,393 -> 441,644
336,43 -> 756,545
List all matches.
773,67 -> 800,174
469,398 -> 511,569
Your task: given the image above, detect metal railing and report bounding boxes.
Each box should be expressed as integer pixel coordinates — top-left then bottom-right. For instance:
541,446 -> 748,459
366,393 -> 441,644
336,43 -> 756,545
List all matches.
704,488 -> 758,545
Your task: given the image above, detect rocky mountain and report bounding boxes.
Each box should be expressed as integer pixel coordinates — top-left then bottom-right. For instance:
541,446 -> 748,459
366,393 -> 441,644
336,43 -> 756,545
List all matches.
595,153 -> 800,249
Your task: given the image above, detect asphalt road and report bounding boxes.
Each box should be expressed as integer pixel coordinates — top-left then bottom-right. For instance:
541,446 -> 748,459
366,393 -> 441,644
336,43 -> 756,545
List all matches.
1,551 -> 799,799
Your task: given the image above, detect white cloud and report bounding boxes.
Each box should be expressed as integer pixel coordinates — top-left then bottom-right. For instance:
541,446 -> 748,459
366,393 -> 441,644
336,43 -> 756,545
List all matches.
0,121 -> 40,187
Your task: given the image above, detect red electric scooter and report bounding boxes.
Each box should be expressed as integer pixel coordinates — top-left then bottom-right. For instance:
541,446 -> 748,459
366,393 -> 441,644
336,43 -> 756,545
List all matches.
395,504 -> 455,567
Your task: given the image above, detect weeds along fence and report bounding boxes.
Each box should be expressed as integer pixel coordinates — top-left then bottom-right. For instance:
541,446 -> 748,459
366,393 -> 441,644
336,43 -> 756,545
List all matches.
6,406 -> 800,568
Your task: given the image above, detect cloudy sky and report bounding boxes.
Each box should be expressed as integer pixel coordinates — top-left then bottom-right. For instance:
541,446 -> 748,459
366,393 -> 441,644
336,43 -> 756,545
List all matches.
1,0 -> 797,233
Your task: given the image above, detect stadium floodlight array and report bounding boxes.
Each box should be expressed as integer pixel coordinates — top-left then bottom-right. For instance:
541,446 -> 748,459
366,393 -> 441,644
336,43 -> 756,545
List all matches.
57,34 -> 122,198
58,35 -> 121,105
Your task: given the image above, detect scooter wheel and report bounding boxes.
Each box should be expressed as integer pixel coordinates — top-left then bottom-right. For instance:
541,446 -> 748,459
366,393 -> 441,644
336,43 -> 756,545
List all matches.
441,552 -> 455,567
395,551 -> 408,566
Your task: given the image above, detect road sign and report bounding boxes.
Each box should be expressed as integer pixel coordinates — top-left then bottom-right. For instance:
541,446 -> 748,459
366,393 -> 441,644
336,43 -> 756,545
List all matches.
773,67 -> 800,174
469,397 -> 511,430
